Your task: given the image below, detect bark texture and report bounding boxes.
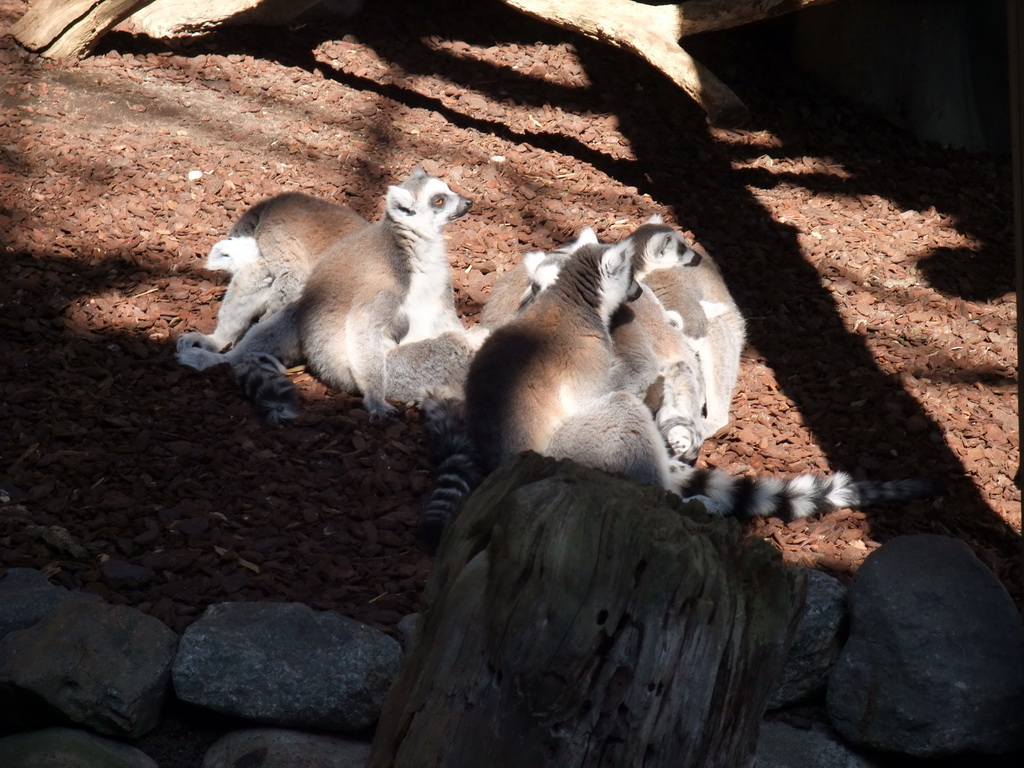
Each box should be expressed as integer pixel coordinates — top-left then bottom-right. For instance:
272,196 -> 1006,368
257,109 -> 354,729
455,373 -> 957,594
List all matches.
500,0 -> 839,125
127,0 -> 326,39
11,0 -> 154,59
370,452 -> 807,768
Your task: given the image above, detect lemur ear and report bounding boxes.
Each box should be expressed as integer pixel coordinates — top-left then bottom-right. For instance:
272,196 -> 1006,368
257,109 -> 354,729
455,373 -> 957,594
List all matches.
522,250 -> 547,274
407,166 -> 428,181
575,227 -> 599,246
601,240 -> 632,276
523,250 -> 562,291
645,213 -> 664,225
386,185 -> 417,216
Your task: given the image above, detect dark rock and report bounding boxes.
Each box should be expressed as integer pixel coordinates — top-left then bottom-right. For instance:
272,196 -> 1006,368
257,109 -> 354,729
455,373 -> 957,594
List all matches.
0,567 -> 99,639
769,569 -> 846,709
201,728 -> 372,768
101,559 -> 157,589
172,602 -> 401,732
756,720 -> 880,768
0,598 -> 178,739
827,534 -> 1024,756
0,727 -> 158,768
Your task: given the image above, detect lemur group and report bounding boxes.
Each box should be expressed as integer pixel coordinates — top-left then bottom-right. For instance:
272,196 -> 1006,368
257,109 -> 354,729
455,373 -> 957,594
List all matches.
176,167 -> 938,549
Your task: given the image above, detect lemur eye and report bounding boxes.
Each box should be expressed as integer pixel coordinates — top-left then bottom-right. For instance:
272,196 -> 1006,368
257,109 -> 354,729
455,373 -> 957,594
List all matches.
431,195 -> 446,208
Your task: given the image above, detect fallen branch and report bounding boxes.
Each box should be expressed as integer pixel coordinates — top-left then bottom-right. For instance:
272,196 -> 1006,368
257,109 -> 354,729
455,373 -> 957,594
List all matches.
12,0 -> 155,59
499,0 -> 839,125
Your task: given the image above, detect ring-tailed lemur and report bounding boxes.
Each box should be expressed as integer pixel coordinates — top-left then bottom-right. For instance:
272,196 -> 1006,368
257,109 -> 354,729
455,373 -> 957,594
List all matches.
177,192 -> 369,354
177,167 -> 484,422
419,238 -> 938,546
641,219 -> 746,441
481,218 -> 715,462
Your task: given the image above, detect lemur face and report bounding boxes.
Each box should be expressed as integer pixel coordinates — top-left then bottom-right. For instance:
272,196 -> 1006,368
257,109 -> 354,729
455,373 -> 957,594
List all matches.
386,168 -> 472,234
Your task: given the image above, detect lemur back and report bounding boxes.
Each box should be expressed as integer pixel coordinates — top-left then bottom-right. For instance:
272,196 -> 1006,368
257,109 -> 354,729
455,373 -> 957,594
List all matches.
466,241 -> 661,478
176,168 -> 481,422
177,193 -> 368,354
478,228 -> 598,330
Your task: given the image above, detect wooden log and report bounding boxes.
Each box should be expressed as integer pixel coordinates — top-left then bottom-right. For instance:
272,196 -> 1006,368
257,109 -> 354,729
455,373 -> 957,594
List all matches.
500,0 -> 745,125
10,0 -> 330,58
370,452 -> 806,767
11,0 -> 155,59
674,0 -> 841,38
500,0 -> 839,125
127,0 -> 327,39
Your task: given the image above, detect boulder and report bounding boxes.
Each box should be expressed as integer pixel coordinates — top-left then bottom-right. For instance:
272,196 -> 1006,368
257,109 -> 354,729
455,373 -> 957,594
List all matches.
768,569 -> 846,709
0,598 -> 178,739
827,534 -> 1024,756
173,602 -> 401,732
0,727 -> 158,768
0,567 -> 99,639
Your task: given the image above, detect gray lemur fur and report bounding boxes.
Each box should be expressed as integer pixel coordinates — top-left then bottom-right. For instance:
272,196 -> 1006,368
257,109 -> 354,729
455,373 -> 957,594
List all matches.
176,167 -> 486,422
177,192 -> 368,354
483,217 -> 720,462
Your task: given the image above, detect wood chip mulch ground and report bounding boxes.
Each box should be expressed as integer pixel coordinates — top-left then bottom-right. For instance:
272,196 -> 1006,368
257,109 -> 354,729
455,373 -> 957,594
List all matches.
1,0 -> 1019,650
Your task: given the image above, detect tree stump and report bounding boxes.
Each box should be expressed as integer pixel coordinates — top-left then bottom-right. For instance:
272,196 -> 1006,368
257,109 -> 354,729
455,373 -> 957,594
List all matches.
370,452 -> 806,767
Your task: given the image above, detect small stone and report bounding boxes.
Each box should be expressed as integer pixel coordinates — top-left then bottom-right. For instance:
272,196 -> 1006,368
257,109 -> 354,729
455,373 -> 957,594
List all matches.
201,729 -> 371,768
0,727 -> 158,768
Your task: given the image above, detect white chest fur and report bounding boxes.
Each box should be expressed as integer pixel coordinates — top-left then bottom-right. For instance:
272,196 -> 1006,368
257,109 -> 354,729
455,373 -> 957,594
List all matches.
400,241 -> 462,343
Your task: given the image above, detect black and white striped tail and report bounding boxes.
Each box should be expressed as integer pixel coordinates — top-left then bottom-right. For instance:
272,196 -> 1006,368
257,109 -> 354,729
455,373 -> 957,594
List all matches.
233,353 -> 299,425
419,397 -> 481,550
670,465 -> 940,521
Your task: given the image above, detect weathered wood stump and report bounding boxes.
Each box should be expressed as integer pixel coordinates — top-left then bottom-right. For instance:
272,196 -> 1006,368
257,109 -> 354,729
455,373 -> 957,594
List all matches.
370,452 -> 806,767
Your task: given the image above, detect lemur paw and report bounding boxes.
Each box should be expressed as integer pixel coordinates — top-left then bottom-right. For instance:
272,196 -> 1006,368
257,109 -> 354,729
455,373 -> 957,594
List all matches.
663,420 -> 702,463
365,398 -> 399,420
176,332 -> 220,353
178,331 -> 230,354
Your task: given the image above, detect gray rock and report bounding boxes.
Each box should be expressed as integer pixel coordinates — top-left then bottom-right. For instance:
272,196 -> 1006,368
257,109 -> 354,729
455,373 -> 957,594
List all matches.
827,534 -> 1024,756
202,728 -> 372,768
0,567 -> 99,639
0,598 -> 178,739
756,720 -> 880,768
768,569 -> 847,709
173,602 -> 402,732
0,726 -> 158,768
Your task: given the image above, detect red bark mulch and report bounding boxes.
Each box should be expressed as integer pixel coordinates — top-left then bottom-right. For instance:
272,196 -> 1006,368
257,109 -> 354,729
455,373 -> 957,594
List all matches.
1,0 -> 1018,646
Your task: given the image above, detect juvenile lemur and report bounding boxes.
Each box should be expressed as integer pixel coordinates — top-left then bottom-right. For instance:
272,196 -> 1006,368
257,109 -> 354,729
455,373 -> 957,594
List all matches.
420,236 -> 937,546
177,192 -> 368,354
176,168 -> 484,421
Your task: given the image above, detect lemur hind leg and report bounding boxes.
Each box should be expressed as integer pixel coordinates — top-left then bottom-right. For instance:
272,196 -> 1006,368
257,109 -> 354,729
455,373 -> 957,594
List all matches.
546,391 -> 671,489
